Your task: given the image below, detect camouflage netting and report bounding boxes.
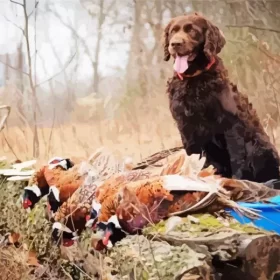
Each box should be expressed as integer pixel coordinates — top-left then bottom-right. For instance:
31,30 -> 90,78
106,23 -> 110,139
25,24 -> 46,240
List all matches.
103,235 -> 212,279
0,176 -> 89,280
0,176 -> 58,260
143,214 -> 271,261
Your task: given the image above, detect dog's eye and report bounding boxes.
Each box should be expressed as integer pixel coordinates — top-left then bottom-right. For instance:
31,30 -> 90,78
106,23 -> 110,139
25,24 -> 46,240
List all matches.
171,25 -> 180,34
184,24 -> 193,33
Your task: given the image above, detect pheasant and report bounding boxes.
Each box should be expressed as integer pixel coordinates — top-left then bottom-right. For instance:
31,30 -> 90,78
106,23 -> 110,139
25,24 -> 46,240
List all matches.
51,147 -> 130,246
93,149 -> 207,227
91,215 -> 127,251
22,157 -> 74,210
85,200 -> 102,228
87,150 -> 208,248
88,148 -> 280,251
47,163 -> 85,215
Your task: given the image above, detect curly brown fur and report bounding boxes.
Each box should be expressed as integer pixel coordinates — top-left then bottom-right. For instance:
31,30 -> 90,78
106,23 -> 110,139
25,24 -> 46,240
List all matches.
164,12 -> 280,182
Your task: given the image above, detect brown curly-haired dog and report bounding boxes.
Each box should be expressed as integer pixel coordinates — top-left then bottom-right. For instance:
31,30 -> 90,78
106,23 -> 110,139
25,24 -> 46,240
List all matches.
164,12 -> 280,182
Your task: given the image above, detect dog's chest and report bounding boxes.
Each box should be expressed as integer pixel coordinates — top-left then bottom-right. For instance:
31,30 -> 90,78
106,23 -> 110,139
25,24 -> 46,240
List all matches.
168,78 -> 220,122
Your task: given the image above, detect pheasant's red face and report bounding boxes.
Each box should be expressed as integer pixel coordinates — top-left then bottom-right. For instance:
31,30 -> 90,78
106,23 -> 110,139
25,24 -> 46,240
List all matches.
23,198 -> 32,209
102,229 -> 112,246
62,239 -> 75,247
94,240 -> 106,251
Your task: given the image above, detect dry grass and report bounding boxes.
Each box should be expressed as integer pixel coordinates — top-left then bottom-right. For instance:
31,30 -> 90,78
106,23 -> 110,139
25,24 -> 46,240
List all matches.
0,247 -> 31,280
1,87 -> 280,164
0,89 -> 183,163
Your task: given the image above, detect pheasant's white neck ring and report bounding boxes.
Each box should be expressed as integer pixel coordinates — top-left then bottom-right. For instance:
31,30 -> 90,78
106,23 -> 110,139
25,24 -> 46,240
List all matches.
107,214 -> 121,228
52,222 -> 73,234
49,186 -> 60,202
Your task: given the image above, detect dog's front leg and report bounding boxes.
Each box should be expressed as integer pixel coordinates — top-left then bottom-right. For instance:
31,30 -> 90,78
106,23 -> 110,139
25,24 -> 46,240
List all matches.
224,120 -> 248,180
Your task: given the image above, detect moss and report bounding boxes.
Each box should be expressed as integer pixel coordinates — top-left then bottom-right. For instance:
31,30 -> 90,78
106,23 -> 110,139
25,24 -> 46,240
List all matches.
229,220 -> 269,234
144,213 -> 269,237
0,159 -> 11,169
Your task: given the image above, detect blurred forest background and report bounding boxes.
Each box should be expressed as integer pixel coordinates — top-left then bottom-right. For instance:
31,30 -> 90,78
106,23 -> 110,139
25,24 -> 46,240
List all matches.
0,0 -> 280,163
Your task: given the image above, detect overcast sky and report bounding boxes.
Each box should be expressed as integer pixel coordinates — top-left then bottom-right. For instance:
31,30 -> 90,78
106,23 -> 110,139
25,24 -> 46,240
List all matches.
0,0 -> 132,89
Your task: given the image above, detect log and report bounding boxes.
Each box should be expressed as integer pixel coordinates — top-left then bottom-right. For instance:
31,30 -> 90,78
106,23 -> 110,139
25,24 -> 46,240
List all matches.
240,234 -> 280,279
143,214 -> 280,280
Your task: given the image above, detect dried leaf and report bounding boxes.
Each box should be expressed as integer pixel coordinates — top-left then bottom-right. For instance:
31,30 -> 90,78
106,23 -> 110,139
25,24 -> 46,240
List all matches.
27,251 -> 40,267
8,232 -> 20,244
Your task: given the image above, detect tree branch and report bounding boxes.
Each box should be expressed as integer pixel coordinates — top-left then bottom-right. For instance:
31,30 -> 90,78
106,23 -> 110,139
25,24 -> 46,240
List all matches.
28,1 -> 39,18
0,59 -> 29,75
2,15 -> 24,34
228,39 -> 280,64
226,24 -> 280,34
47,5 -> 95,66
35,52 -> 76,88
10,0 -> 23,7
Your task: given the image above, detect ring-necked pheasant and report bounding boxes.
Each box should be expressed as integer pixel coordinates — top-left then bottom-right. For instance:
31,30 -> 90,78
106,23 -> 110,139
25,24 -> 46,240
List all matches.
22,157 -> 74,210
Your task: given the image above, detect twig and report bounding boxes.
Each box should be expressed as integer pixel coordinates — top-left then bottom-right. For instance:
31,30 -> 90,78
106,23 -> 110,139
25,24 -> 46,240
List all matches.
0,105 -> 11,132
0,60 -> 29,76
47,108 -> 56,158
28,1 -> 39,18
35,52 -> 76,88
147,239 -> 161,280
3,132 -> 20,160
2,15 -> 24,34
10,0 -> 23,6
60,265 -> 74,280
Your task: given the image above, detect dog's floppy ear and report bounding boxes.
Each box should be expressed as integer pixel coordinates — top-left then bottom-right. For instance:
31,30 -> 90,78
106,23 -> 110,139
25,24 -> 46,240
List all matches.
203,19 -> 226,60
162,20 -> 173,61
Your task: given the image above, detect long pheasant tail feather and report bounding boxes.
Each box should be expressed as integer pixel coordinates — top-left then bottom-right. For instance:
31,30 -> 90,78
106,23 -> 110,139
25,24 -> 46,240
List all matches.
162,174 -> 261,218
162,175 -> 218,192
224,199 -> 261,219
162,174 -> 220,216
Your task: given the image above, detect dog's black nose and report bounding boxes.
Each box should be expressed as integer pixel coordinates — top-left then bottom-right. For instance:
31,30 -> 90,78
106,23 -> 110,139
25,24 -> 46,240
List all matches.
171,42 -> 182,48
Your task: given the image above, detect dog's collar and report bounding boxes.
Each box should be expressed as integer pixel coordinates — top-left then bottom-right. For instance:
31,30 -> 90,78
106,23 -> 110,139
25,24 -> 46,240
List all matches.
175,56 -> 216,80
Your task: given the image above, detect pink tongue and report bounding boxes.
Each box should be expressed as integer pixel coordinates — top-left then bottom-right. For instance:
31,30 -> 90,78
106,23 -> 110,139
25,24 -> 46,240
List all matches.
173,55 -> 189,74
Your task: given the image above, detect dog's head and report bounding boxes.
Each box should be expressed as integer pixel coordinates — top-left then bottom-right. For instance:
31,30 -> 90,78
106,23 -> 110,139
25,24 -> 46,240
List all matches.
163,13 -> 225,67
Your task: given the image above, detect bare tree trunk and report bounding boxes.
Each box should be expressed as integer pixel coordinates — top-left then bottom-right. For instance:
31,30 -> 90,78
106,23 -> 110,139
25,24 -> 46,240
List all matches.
80,0 -> 106,95
126,0 -> 146,94
16,42 -> 24,92
4,54 -> 10,84
22,0 -> 39,158
93,0 -> 105,95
